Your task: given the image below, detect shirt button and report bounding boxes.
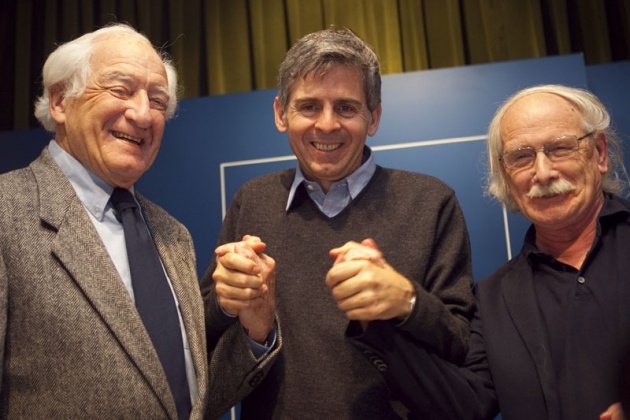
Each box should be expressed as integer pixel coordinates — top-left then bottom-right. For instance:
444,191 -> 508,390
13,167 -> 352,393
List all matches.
307,185 -> 314,191
577,276 -> 586,284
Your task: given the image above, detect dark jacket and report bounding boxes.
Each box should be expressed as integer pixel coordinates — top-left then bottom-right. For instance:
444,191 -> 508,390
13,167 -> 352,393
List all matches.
349,194 -> 630,420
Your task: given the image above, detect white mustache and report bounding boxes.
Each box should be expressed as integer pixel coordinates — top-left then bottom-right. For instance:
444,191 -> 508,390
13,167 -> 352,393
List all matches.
527,179 -> 576,198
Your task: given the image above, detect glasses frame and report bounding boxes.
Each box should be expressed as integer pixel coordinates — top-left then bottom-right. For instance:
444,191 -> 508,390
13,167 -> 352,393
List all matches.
500,131 -> 594,171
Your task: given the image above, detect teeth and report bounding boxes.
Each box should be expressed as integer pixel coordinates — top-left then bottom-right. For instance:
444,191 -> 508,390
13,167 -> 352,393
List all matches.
112,131 -> 142,145
314,143 -> 341,151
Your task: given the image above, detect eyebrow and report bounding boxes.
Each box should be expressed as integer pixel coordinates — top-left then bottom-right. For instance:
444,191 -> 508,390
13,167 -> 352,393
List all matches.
101,72 -> 134,85
293,97 -> 364,106
101,72 -> 169,97
506,134 -> 579,149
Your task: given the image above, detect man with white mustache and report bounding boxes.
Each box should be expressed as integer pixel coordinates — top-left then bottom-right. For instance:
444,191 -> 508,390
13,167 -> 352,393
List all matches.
349,84 -> 630,420
200,28 -> 475,418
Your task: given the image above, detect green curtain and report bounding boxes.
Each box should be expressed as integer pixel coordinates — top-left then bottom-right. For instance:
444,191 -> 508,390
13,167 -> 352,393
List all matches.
1,0 -> 628,131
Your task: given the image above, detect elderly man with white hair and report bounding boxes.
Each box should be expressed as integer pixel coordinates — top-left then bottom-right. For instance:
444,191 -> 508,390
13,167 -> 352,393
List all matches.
0,23 -> 278,419
348,84 -> 630,420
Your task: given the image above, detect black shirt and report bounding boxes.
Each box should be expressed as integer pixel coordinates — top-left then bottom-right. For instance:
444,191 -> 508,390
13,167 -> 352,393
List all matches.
526,193 -> 630,419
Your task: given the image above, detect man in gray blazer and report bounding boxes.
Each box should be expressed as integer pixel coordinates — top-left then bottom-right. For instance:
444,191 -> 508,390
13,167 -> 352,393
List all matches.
0,23 -> 278,419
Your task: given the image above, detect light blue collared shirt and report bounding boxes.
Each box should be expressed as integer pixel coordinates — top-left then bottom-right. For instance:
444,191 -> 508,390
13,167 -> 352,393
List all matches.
48,140 -> 198,403
286,146 -> 376,216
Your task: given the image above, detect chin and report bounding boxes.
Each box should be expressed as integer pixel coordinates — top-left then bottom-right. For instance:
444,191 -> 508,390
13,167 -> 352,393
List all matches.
530,205 -> 572,224
113,163 -> 148,182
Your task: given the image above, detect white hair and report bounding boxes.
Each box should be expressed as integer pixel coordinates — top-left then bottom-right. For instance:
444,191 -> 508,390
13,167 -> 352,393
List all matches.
34,23 -> 178,132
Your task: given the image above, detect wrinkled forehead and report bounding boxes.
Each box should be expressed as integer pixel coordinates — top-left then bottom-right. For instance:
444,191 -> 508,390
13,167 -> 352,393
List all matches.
501,93 -> 582,138
90,34 -> 167,79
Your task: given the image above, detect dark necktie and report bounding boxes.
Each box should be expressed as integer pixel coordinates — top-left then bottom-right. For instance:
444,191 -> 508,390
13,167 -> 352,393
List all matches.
110,188 -> 191,420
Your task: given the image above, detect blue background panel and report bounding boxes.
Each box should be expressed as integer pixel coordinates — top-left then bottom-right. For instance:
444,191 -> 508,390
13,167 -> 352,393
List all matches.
2,54 -> 630,420
0,54 -> 594,281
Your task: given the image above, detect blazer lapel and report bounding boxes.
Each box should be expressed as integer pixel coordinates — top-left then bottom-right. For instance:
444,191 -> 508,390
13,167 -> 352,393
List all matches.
501,257 -> 561,418
31,151 -> 178,419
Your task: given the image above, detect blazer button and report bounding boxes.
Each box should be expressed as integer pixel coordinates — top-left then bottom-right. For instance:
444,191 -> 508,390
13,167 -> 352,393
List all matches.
362,350 -> 388,372
374,359 -> 388,372
249,371 -> 264,387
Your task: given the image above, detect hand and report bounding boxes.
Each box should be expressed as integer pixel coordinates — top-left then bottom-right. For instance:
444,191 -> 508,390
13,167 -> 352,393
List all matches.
600,402 -> 626,420
213,235 -> 276,344
331,238 -> 387,267
326,238 -> 415,325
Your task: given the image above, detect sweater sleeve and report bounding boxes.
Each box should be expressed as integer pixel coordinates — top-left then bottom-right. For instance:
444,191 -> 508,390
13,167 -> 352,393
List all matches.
199,193 -> 241,350
396,188 -> 475,364
201,189 -> 283,417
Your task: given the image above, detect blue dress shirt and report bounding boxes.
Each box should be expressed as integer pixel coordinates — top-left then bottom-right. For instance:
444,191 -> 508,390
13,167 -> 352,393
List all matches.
286,146 -> 376,216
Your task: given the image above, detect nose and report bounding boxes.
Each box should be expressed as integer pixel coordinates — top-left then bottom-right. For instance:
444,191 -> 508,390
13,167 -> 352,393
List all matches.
125,92 -> 153,128
532,151 -> 558,184
314,106 -> 341,133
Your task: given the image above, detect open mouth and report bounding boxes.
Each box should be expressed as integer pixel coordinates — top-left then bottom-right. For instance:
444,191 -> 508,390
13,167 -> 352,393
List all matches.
112,131 -> 142,145
313,142 -> 341,152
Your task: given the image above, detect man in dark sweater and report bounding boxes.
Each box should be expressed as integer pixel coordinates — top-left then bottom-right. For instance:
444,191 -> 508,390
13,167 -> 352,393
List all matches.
200,28 -> 475,418
350,85 -> 630,420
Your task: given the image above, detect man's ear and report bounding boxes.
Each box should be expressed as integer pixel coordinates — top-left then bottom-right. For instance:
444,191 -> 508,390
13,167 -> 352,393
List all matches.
367,103 -> 382,137
595,131 -> 609,175
273,97 -> 288,133
48,85 -> 67,124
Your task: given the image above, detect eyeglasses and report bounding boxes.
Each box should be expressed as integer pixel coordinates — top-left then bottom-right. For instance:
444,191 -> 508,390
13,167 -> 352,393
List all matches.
500,132 -> 594,171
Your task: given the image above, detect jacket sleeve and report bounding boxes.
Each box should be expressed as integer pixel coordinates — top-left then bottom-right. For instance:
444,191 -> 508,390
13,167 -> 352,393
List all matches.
0,248 -> 6,395
347,308 -> 498,420
206,318 -> 282,419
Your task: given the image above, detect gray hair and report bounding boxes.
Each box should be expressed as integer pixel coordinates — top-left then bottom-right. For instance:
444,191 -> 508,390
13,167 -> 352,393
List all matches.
34,23 -> 178,132
276,27 -> 381,113
486,84 -> 628,212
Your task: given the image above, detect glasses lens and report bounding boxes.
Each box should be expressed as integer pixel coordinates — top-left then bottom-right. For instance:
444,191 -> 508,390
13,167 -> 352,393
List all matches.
546,135 -> 579,159
503,148 -> 534,169
502,135 -> 581,170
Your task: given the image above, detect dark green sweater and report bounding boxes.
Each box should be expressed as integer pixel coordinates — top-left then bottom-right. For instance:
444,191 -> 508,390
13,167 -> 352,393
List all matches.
202,166 -> 474,419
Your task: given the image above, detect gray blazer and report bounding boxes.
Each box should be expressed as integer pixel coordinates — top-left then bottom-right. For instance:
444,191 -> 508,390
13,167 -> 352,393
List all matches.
0,148 -> 279,419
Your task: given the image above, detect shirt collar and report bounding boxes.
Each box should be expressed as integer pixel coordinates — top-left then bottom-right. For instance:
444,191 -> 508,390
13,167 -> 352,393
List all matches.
48,140 -> 123,221
286,146 -> 376,211
599,192 -> 630,219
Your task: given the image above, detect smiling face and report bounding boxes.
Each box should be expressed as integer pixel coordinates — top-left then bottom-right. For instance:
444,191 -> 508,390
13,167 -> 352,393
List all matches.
50,34 -> 170,189
274,65 -> 382,192
501,93 -> 609,231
